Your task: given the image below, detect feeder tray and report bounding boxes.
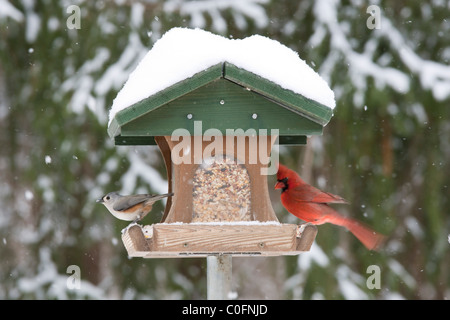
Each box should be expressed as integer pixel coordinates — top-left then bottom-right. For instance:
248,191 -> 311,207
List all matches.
122,223 -> 317,258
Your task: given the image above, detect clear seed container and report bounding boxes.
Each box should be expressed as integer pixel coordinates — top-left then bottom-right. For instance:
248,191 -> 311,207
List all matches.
192,155 -> 252,222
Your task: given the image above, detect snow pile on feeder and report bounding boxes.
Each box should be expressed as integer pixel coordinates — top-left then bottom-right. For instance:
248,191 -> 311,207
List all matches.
109,27 -> 335,125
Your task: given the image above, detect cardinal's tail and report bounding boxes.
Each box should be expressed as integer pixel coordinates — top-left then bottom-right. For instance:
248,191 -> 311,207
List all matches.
345,219 -> 386,251
328,214 -> 386,251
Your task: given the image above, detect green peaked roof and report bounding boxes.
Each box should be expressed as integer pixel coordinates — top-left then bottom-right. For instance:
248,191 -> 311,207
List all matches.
108,62 -> 334,145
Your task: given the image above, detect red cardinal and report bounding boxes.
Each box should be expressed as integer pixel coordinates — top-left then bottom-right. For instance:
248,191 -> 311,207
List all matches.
275,164 -> 386,250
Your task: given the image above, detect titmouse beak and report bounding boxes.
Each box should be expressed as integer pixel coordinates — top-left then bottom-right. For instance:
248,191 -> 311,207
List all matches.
96,197 -> 104,203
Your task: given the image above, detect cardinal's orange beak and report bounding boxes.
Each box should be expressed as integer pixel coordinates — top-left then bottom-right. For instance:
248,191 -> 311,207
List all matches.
275,181 -> 284,190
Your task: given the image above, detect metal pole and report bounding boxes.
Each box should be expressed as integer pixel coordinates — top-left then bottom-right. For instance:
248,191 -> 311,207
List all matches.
207,254 -> 232,300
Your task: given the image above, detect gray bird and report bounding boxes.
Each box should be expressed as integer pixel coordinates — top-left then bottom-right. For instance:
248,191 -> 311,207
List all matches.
96,191 -> 173,222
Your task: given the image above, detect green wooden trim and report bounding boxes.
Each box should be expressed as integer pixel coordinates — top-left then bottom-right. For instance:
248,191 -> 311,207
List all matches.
114,136 -> 157,145
108,117 -> 121,139
223,62 -> 333,126
108,63 -> 224,139
118,78 -> 323,138
113,135 -> 306,146
279,136 -> 307,145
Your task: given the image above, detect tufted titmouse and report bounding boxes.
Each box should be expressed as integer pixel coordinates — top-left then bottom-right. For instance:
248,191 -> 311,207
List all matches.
96,191 -> 174,222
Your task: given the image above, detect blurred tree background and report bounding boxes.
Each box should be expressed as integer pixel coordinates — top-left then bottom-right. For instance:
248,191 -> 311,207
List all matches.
0,0 -> 449,299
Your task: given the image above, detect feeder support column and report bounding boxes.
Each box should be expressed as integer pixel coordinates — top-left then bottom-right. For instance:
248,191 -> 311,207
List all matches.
207,255 -> 232,300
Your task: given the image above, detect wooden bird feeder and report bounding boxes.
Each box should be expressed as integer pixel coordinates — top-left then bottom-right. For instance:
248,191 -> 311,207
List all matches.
108,62 -> 333,258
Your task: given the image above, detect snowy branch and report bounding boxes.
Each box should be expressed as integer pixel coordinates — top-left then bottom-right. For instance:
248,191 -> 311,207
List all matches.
312,0 -> 450,103
379,18 -> 450,101
0,0 -> 23,22
312,0 -> 409,100
163,0 -> 269,33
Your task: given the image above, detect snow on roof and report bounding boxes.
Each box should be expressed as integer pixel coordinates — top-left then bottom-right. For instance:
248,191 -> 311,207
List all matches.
109,27 -> 335,125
